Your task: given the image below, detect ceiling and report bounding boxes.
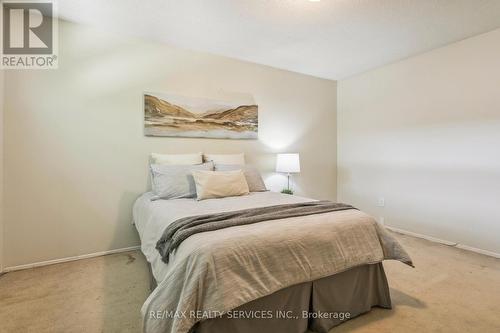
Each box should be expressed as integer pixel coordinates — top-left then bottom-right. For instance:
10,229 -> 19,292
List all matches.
58,0 -> 500,80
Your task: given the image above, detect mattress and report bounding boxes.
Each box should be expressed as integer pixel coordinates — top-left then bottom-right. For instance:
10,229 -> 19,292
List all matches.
133,191 -> 411,333
133,191 -> 315,283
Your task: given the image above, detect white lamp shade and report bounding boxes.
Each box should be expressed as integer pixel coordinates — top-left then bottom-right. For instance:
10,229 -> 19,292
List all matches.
276,153 -> 301,173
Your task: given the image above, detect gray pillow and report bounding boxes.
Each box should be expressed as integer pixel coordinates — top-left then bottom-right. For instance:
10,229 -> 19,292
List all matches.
215,164 -> 267,192
150,162 -> 214,200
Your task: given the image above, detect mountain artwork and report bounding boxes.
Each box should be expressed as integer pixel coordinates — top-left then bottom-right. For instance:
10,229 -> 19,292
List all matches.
144,93 -> 258,139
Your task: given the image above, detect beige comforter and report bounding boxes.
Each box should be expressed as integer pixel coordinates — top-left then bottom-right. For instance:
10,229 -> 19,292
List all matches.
135,192 -> 412,333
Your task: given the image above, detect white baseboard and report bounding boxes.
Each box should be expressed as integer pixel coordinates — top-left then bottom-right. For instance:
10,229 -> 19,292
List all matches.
455,244 -> 500,259
2,246 -> 141,273
386,226 -> 500,259
385,226 -> 457,246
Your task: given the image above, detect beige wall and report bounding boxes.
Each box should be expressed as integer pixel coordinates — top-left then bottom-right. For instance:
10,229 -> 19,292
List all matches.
3,21 -> 337,267
0,69 -> 3,271
338,29 -> 500,255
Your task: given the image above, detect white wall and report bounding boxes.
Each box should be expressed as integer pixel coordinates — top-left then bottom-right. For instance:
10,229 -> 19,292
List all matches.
338,28 -> 500,255
2,21 -> 337,268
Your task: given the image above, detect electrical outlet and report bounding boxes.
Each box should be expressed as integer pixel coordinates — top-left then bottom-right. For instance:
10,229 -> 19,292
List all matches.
377,197 -> 385,207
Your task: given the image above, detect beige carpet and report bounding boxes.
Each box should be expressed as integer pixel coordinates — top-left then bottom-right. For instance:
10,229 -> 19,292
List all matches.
0,232 -> 498,333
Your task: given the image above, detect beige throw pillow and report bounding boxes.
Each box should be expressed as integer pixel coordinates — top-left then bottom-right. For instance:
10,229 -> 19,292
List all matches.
214,164 -> 267,192
192,170 -> 250,200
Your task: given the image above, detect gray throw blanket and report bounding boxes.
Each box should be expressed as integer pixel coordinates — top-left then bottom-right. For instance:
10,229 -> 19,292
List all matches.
156,201 -> 355,263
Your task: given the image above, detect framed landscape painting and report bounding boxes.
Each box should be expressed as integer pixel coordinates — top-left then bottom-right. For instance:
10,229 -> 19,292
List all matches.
144,92 -> 258,139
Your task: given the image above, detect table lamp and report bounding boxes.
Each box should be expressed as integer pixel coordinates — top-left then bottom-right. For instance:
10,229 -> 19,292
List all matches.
276,153 -> 300,194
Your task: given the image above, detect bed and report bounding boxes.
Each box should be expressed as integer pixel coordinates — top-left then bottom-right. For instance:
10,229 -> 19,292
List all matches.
133,191 -> 412,333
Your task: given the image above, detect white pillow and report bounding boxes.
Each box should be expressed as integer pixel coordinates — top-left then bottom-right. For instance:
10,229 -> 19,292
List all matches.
150,162 -> 214,200
151,153 -> 202,165
192,170 -> 249,200
204,153 -> 245,165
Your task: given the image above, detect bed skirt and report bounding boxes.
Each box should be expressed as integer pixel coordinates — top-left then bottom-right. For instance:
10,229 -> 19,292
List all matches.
148,263 -> 391,333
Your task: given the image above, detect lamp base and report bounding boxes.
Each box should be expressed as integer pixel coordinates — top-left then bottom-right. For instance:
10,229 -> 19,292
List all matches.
281,188 -> 294,195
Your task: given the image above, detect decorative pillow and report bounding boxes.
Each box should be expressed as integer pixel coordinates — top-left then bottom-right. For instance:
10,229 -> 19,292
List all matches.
151,152 -> 202,165
215,165 -> 267,192
191,170 -> 250,200
150,162 -> 213,200
204,153 -> 245,165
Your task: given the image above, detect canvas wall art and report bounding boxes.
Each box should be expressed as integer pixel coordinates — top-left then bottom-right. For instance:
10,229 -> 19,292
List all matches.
144,92 -> 258,139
